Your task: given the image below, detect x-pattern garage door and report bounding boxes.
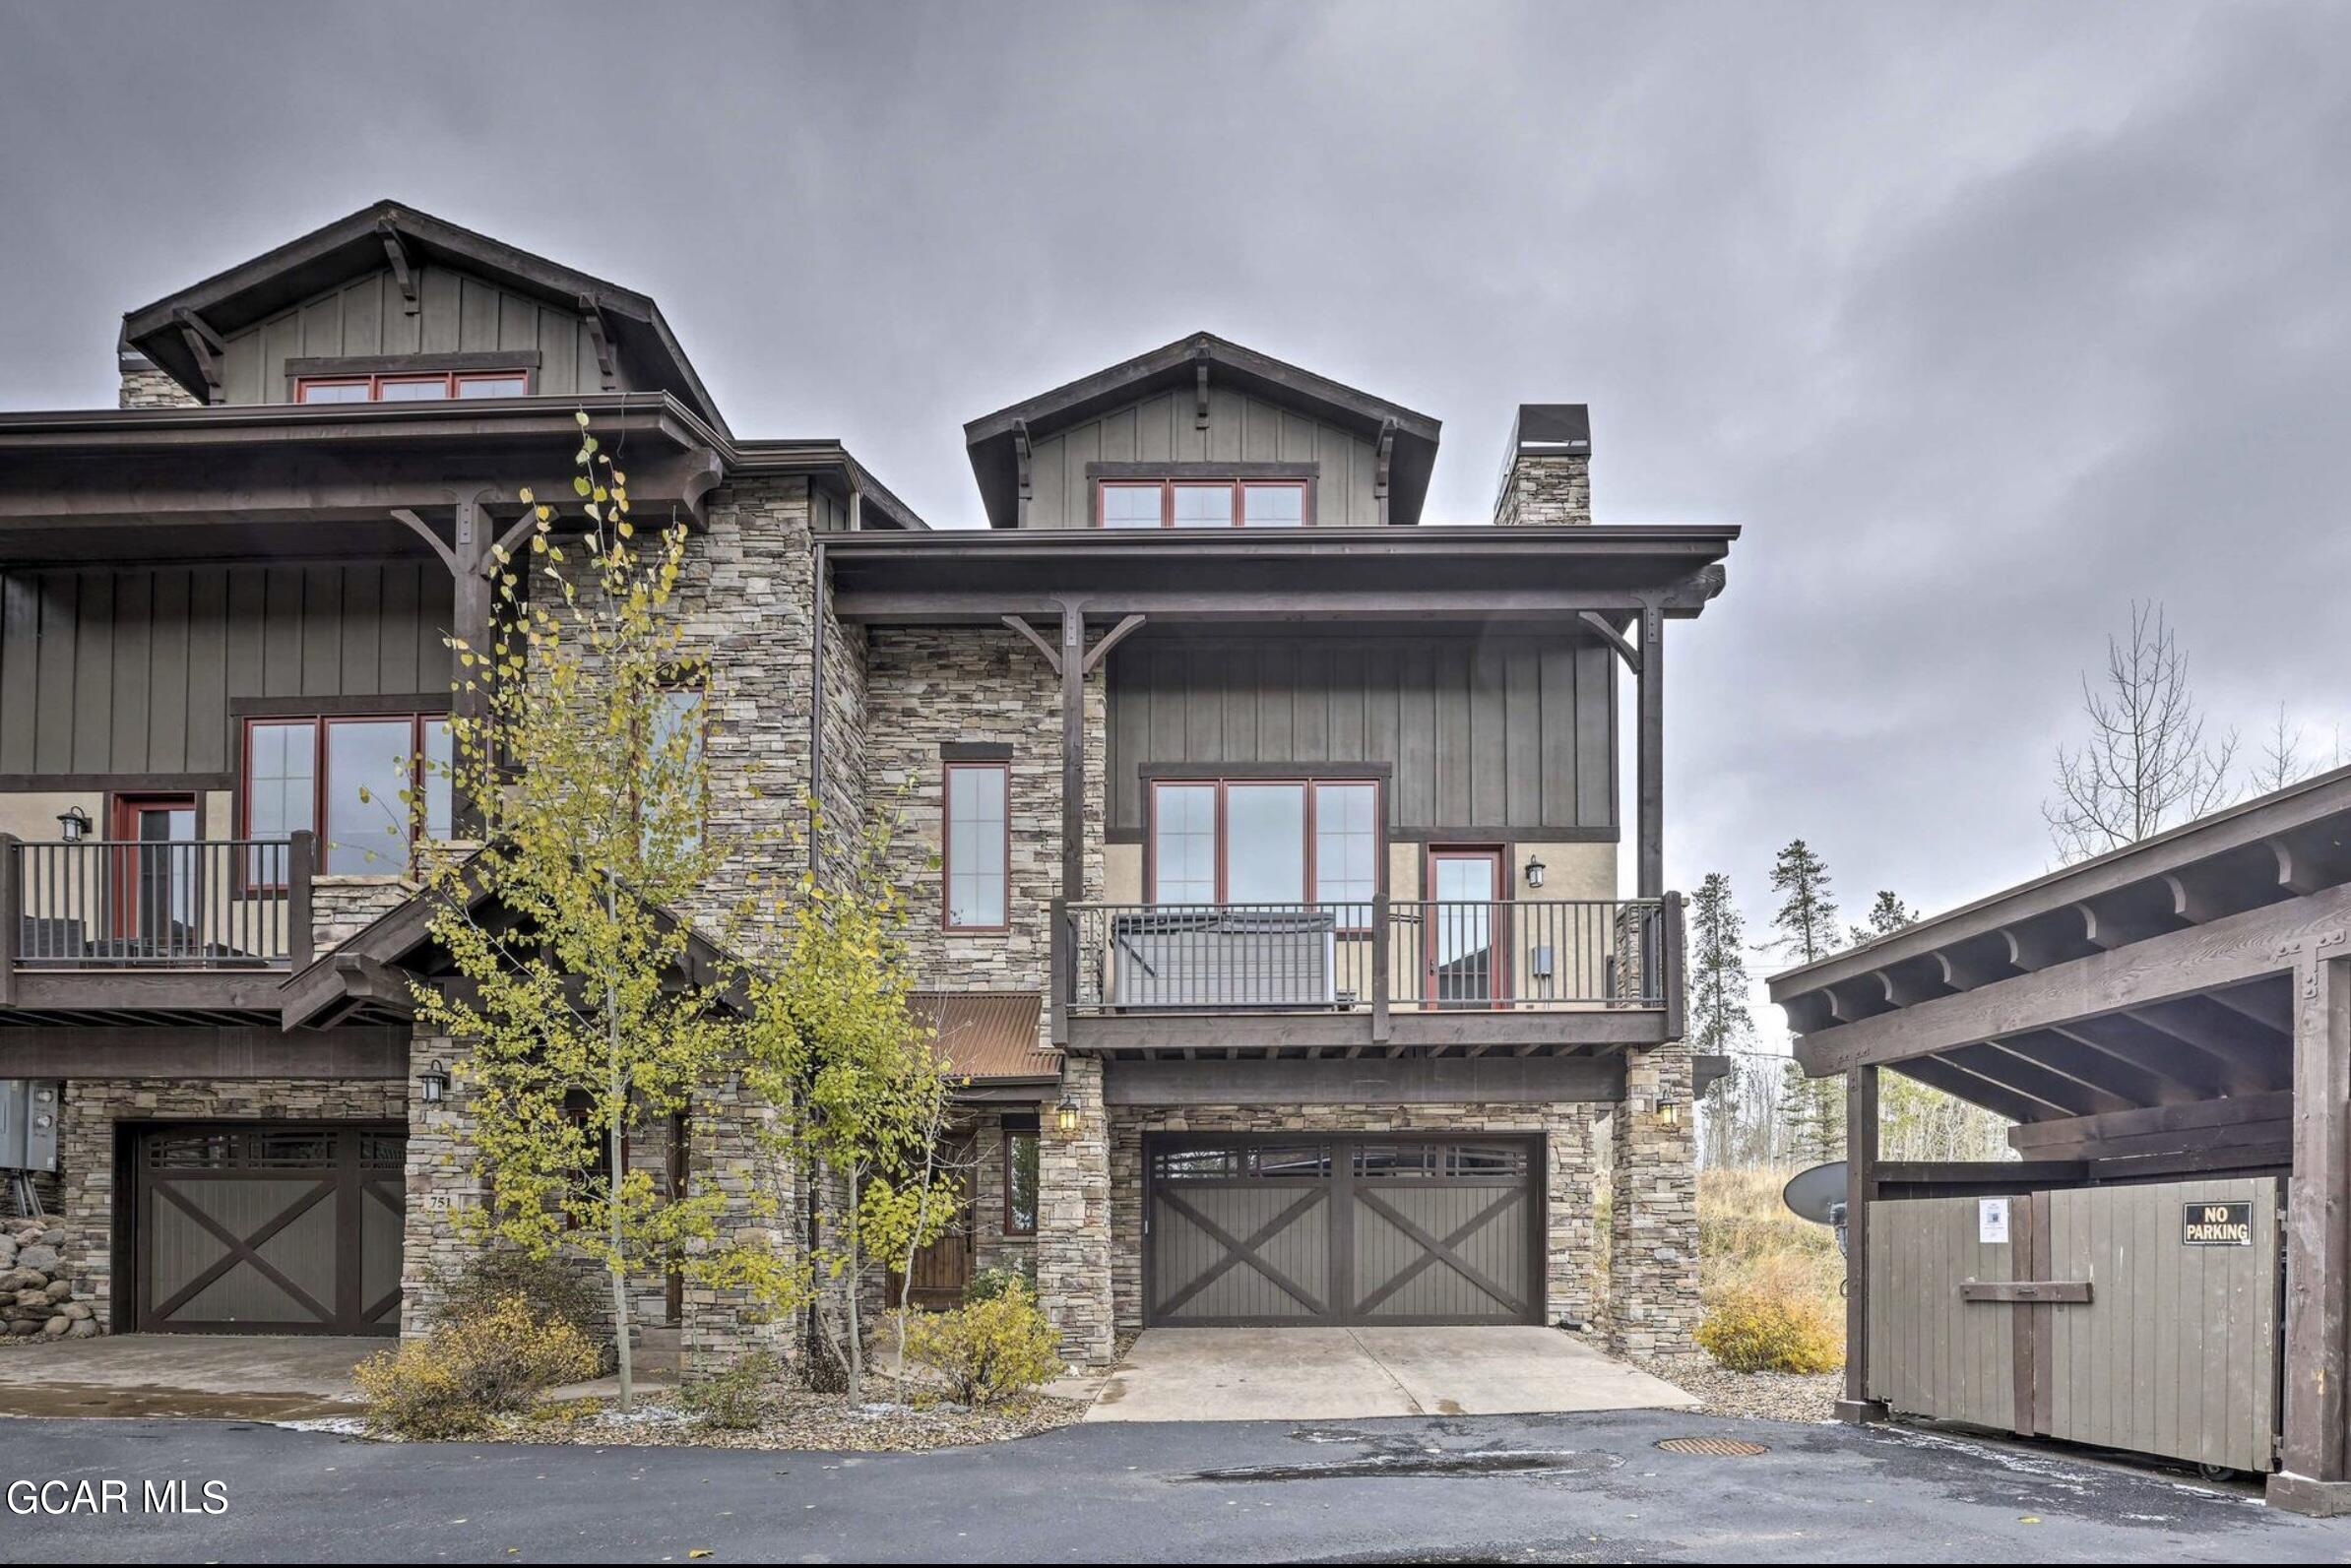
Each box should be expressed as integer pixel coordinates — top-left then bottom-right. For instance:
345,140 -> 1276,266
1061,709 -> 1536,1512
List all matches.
136,1124 -> 406,1336
1144,1134 -> 1541,1327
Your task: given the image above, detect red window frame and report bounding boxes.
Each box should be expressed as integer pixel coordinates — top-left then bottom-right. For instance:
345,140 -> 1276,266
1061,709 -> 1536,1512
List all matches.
1423,846 -> 1509,1009
105,793 -> 198,944
1145,777 -> 1383,928
941,759 -> 1012,932
1001,1115 -> 1040,1237
1094,477 -> 1310,528
293,368 -> 533,403
238,713 -> 450,884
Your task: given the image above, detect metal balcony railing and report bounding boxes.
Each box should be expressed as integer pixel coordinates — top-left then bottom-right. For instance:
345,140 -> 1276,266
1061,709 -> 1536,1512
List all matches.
2,834 -> 313,972
1058,896 -> 1665,1018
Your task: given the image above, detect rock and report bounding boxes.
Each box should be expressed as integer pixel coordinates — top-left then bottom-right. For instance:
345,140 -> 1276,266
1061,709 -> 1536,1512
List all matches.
14,1289 -> 50,1311
4,1320 -> 36,1337
66,1319 -> 98,1339
62,1301 -> 91,1320
40,1316 -> 66,1337
37,1228 -> 63,1247
0,1269 -> 40,1294
16,1245 -> 60,1274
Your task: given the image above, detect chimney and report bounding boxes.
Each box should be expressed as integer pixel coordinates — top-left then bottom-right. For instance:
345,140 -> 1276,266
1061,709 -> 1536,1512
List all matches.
117,348 -> 199,410
1493,404 -> 1592,526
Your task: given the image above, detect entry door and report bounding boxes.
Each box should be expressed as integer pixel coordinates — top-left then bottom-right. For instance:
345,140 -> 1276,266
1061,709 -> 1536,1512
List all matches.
110,795 -> 198,958
136,1124 -> 407,1336
1426,849 -> 1505,1007
890,1134 -> 975,1310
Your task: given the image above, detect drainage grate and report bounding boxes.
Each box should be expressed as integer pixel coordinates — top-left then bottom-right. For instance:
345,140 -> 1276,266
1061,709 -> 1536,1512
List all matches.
1655,1436 -> 1769,1457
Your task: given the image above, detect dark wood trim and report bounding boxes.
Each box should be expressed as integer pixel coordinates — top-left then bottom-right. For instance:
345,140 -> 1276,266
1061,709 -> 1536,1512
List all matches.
940,758 -> 1011,933
1634,603 -> 1663,900
228,694 -> 447,720
285,349 -> 542,381
2285,948 -> 2351,1484
1074,1005 -> 1670,1059
0,773 -> 230,793
1844,1063 -> 1878,1415
1088,461 -> 1321,481
1103,1052 -> 1625,1105
939,741 -> 1014,762
0,1024 -> 406,1079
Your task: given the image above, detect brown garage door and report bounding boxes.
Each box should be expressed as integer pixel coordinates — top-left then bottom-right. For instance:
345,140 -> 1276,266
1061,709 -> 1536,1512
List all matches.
135,1123 -> 406,1336
1144,1134 -> 1543,1327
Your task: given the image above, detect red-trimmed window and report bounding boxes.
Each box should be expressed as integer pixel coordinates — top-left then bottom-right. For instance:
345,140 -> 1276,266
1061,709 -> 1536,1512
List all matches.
240,714 -> 452,878
1148,779 -> 1380,925
943,761 -> 1010,930
294,369 -> 531,403
1098,478 -> 1308,528
1003,1117 -> 1040,1235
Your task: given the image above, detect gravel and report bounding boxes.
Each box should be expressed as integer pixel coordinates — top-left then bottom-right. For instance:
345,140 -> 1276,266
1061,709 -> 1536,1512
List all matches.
478,1388 -> 1091,1453
1634,1356 -> 1839,1423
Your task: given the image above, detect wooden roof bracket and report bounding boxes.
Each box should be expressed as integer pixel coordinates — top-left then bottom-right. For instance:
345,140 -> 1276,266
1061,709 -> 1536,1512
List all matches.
1081,613 -> 1147,676
1373,418 -> 1397,526
1011,417 -> 1034,527
1577,609 -> 1641,671
376,220 -> 418,312
1001,612 -> 1062,674
1193,344 -> 1212,430
172,307 -> 225,404
578,294 -> 618,390
388,507 -> 461,576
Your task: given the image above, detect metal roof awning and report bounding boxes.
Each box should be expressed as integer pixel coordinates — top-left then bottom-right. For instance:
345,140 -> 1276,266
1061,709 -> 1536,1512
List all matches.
911,990 -> 1060,1096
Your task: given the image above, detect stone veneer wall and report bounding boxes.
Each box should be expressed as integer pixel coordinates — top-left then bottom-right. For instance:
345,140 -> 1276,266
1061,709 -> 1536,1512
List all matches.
1107,1100 -> 1607,1333
1605,1046 -> 1701,1360
118,362 -> 200,409
311,875 -> 416,957
60,1077 -> 408,1331
966,1107 -> 1043,1282
1038,1056 -> 1113,1363
1493,454 -> 1593,527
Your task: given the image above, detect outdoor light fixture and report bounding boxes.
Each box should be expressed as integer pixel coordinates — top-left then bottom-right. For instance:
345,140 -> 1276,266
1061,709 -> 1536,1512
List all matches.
1656,1098 -> 1681,1129
56,805 -> 91,842
1054,1096 -> 1081,1135
419,1060 -> 451,1104
1523,852 -> 1546,889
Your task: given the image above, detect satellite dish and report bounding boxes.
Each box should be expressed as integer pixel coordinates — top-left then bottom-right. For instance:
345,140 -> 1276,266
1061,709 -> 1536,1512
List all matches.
1783,1160 -> 1848,1225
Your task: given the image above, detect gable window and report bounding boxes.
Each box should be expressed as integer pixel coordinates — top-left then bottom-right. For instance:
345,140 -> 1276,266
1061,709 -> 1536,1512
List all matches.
294,369 -> 531,403
943,760 -> 1010,930
1149,778 -> 1380,923
240,713 -> 452,878
1097,478 -> 1309,529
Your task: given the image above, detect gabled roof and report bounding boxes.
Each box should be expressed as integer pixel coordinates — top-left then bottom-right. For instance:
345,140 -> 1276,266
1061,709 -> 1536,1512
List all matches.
118,199 -> 731,436
962,331 -> 1442,530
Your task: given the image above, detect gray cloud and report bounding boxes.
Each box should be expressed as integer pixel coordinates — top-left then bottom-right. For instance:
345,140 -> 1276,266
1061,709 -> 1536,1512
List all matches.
4,0 -> 2345,964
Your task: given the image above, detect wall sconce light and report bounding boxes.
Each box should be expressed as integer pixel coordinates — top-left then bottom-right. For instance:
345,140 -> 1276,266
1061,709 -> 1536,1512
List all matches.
1523,853 -> 1546,890
56,805 -> 92,842
1655,1098 -> 1681,1130
419,1060 -> 452,1104
1054,1096 -> 1081,1135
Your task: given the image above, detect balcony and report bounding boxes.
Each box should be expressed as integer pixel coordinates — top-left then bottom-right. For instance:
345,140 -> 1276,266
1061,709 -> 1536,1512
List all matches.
0,835 -> 312,1020
1050,895 -> 1683,1057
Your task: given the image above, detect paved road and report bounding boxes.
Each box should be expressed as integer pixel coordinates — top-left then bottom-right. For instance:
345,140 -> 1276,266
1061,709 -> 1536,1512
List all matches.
1,1407 -> 2346,1562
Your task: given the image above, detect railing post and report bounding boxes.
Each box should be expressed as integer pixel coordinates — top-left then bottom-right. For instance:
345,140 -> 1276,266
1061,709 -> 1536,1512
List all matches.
1048,896 -> 1069,1046
288,830 -> 316,971
1369,894 -> 1390,1043
0,835 -> 19,1006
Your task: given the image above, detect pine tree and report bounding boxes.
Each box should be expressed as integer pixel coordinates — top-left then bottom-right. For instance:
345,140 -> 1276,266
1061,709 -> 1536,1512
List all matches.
1849,890 -> 1916,949
1684,872 -> 1752,1166
1765,840 -> 1844,1160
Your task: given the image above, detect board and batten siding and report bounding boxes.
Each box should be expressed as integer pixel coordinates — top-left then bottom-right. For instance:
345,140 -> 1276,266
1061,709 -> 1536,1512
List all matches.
0,563 -> 453,780
1024,386 -> 1382,529
217,263 -> 616,405
1105,634 -> 1617,841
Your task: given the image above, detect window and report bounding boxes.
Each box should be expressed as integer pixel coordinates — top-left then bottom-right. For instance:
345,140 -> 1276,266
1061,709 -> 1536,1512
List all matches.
1148,778 -> 1381,920
943,760 -> 1009,930
1003,1121 -> 1040,1235
240,713 -> 451,877
1095,477 -> 1310,528
294,369 -> 530,403
637,682 -> 707,853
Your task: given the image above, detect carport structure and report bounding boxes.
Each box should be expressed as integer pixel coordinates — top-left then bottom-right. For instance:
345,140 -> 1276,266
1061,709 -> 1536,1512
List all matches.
1771,766 -> 2351,1517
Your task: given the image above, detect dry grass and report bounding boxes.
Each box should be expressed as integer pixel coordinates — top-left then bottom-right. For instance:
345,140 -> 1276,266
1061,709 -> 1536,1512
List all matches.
1696,1167 -> 1846,1370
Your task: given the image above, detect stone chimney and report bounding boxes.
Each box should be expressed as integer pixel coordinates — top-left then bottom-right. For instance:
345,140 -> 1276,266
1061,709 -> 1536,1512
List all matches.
1493,404 -> 1592,526
117,348 -> 199,410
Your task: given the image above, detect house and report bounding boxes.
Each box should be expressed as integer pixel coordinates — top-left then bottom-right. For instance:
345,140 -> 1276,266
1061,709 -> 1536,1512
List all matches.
0,201 -> 1736,1370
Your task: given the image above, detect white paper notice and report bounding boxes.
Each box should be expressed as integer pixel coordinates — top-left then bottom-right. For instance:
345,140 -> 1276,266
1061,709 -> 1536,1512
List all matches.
1978,1196 -> 2010,1244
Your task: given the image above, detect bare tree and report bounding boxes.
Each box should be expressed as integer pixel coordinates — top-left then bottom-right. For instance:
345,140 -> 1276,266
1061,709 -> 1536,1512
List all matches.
2044,601 -> 2238,862
2250,702 -> 2316,796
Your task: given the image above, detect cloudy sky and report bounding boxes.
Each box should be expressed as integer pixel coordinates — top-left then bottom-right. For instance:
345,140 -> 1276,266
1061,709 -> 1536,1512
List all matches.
3,1 -> 2345,1005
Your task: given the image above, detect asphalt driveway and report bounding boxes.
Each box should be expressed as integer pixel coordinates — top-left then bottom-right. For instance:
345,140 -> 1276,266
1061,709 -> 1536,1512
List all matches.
3,1406 -> 2346,1562
1091,1325 -> 1697,1421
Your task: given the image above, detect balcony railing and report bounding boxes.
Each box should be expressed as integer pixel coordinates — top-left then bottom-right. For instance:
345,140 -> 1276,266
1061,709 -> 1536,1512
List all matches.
1058,896 -> 1664,1019
2,834 -> 313,973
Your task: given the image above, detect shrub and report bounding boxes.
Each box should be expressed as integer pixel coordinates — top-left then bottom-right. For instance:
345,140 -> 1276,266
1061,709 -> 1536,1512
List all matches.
425,1247 -> 609,1366
1694,1254 -> 1844,1375
355,1294 -> 601,1439
902,1279 -> 1062,1406
965,1261 -> 1036,1304
678,1351 -> 780,1430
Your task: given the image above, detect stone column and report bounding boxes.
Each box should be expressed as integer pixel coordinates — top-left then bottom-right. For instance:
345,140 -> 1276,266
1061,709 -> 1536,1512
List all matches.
1606,1046 -> 1701,1360
1543,1105 -> 1605,1330
399,1031 -> 477,1338
1036,1055 -> 1113,1366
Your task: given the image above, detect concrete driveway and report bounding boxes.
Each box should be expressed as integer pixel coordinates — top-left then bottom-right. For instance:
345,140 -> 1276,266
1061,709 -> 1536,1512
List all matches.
1087,1325 -> 1696,1422
0,1334 -> 376,1419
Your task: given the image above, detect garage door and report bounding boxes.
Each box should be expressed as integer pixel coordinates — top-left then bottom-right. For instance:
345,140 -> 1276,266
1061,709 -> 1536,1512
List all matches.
1144,1134 -> 1542,1327
135,1123 -> 406,1336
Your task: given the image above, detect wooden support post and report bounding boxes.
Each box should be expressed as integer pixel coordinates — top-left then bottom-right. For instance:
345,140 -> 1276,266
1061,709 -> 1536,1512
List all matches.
2274,944 -> 2351,1513
1370,894 -> 1391,1043
286,830 -> 316,972
1661,894 -> 1686,1034
1058,602 -> 1087,909
1048,897 -> 1070,1047
449,497 -> 495,838
0,833 -> 19,1008
1836,1062 -> 1886,1423
1635,603 -> 1664,900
